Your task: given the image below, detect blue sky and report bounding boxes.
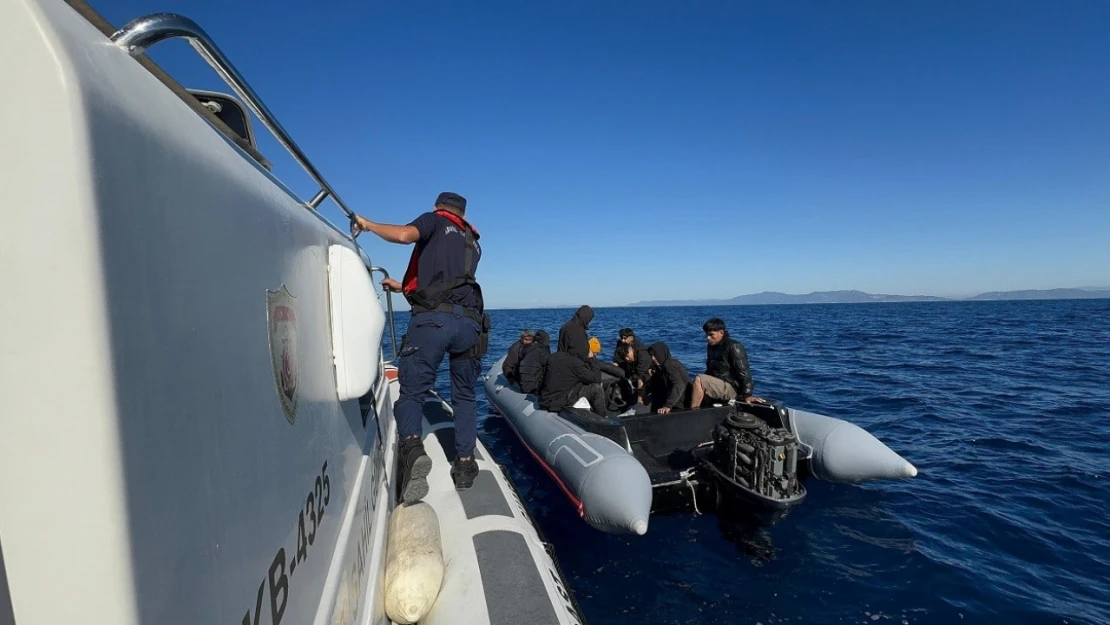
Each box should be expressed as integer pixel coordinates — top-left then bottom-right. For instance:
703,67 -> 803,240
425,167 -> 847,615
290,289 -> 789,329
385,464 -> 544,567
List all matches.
95,0 -> 1110,308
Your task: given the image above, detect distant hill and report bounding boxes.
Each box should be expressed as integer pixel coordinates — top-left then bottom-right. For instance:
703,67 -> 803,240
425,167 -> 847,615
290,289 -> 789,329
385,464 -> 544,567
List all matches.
628,289 -> 947,307
626,287 -> 1110,307
967,288 -> 1110,301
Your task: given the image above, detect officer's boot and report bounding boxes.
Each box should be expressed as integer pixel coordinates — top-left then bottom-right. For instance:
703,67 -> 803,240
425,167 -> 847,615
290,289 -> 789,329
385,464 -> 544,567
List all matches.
398,435 -> 432,503
451,456 -> 479,490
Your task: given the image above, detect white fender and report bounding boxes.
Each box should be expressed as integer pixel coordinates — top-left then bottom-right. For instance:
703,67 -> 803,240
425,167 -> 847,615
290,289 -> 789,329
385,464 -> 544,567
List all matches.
327,244 -> 384,401
383,502 -> 445,624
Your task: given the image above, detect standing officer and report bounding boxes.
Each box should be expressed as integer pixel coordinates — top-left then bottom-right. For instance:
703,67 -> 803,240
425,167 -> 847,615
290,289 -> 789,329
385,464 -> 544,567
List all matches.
350,191 -> 490,503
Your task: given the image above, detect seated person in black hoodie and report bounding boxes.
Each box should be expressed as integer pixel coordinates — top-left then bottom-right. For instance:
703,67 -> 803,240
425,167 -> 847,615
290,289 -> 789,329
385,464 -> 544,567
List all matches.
540,336 -> 625,415
614,344 -> 648,406
502,329 -> 534,383
611,328 -> 652,393
647,342 -> 690,414
517,330 -> 551,395
539,346 -> 605,415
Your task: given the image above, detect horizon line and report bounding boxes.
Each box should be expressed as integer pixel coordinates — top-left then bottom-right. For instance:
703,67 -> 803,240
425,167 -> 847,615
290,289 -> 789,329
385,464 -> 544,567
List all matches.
487,295 -> 1110,311
480,285 -> 1110,311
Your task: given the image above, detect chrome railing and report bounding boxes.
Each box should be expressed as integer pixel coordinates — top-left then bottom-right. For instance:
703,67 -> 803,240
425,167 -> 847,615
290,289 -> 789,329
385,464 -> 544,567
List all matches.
111,12 -> 400,362
369,267 -> 400,362
111,13 -> 357,222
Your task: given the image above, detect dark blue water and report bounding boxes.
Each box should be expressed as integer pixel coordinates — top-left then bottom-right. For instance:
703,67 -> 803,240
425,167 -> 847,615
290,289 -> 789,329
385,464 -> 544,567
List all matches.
405,299 -> 1110,625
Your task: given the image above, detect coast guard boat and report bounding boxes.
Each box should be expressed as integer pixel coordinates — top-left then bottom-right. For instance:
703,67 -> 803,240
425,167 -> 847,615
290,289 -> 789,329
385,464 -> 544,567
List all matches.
0,2 -> 586,624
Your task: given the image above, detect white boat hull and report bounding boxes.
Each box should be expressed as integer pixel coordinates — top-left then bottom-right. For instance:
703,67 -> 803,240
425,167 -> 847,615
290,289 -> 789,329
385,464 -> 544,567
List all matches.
0,1 -> 585,623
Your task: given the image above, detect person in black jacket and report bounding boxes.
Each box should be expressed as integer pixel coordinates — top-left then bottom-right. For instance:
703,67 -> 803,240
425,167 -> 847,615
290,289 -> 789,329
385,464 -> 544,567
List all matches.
539,348 -> 606,414
611,328 -> 652,391
587,336 -> 627,385
557,305 -> 594,360
614,344 -> 647,406
614,343 -> 635,376
647,342 -> 690,414
502,329 -> 534,383
690,317 -> 765,408
517,330 -> 551,395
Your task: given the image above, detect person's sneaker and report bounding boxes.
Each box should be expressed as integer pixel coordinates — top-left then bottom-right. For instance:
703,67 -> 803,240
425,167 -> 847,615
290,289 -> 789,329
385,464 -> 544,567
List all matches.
451,457 -> 479,490
398,437 -> 432,503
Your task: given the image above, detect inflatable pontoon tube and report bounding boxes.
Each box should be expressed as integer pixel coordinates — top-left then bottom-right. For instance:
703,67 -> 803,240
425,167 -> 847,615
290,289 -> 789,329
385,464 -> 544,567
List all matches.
484,358 -> 652,535
788,408 -> 918,482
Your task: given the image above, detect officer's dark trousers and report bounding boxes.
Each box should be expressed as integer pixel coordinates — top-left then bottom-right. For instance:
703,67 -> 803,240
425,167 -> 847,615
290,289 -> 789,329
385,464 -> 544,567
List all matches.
396,309 -> 482,459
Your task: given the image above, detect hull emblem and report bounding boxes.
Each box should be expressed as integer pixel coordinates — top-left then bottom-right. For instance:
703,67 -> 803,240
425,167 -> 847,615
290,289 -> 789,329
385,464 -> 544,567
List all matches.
267,285 -> 299,424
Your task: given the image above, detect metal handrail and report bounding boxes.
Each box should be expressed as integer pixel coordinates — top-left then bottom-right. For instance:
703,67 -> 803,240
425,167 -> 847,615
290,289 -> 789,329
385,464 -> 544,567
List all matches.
110,12 -> 402,366
110,13 -> 356,222
369,267 -> 400,362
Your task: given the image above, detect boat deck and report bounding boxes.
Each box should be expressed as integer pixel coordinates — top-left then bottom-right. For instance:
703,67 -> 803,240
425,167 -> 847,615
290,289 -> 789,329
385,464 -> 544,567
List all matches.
412,399 -> 586,625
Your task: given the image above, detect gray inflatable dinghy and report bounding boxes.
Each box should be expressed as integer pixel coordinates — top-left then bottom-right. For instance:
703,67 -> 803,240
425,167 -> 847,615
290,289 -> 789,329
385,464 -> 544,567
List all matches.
484,355 -> 916,533
483,364 -> 653,535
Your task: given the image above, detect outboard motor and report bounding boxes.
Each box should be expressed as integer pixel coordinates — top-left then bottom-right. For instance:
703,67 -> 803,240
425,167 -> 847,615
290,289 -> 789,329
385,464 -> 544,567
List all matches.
696,408 -> 807,526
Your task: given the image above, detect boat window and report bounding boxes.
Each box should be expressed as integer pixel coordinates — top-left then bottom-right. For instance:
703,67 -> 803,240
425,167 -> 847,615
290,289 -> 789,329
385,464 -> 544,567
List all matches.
187,89 -> 254,148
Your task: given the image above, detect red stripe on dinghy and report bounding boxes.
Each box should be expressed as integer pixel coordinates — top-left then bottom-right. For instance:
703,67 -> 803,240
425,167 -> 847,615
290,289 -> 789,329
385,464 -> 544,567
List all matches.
492,403 -> 586,518
384,368 -> 398,380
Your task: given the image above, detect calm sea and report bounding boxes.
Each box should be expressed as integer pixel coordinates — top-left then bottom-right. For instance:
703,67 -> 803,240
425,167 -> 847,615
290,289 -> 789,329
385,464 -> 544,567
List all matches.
397,298 -> 1110,625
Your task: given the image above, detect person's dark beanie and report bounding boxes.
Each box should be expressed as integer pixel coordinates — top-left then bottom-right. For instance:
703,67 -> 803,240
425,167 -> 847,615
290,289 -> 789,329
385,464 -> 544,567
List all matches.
435,191 -> 467,212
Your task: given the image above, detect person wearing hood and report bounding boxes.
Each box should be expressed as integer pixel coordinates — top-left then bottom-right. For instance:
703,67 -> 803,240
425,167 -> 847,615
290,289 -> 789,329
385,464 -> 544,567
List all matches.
647,341 -> 690,414
502,329 -> 534,383
690,317 -> 764,408
517,330 -> 552,395
540,334 -> 607,414
557,305 -> 594,360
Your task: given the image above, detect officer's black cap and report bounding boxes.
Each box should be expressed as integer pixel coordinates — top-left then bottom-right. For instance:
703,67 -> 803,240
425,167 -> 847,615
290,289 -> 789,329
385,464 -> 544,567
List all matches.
435,191 -> 467,212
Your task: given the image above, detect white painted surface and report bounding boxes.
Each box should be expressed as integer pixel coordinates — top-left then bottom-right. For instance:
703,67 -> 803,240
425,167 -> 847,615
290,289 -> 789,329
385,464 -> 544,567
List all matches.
1,0 -> 140,623
0,1 -> 393,624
